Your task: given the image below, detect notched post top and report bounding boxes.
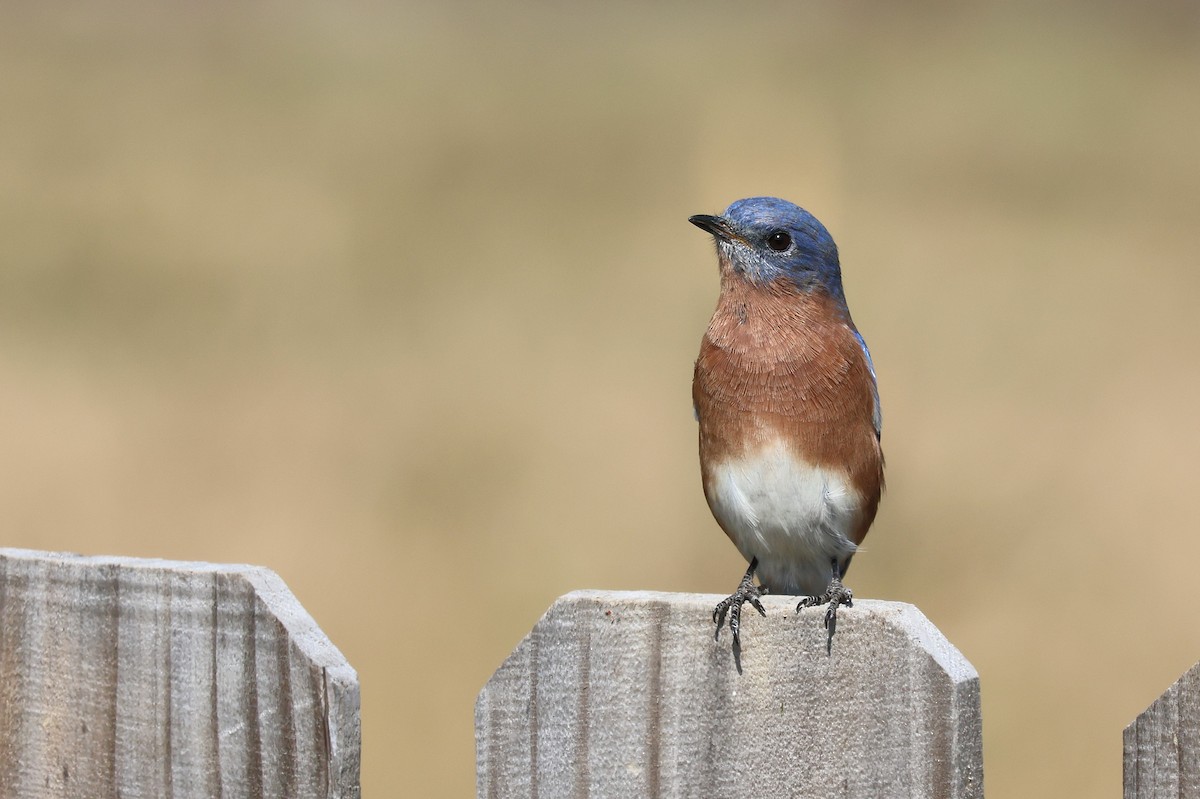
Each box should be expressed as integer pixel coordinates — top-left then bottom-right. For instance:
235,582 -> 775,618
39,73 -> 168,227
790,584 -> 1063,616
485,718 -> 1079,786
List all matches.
0,547 -> 361,799
477,590 -> 982,799
1124,657 -> 1200,799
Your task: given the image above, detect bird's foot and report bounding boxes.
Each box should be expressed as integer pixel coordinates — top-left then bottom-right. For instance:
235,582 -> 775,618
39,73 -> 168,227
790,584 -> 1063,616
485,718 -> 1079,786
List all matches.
713,562 -> 767,647
796,575 -> 853,631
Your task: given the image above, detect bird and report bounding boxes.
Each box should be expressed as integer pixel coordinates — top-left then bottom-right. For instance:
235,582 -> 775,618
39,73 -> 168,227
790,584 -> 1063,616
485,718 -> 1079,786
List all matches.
689,197 -> 884,647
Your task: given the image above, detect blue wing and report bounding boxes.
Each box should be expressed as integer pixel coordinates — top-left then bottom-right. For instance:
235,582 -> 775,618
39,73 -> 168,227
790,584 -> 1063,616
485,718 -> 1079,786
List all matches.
853,330 -> 882,440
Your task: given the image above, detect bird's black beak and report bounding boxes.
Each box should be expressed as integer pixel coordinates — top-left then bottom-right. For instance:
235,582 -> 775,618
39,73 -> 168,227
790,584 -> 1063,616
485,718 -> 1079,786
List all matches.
688,214 -> 737,242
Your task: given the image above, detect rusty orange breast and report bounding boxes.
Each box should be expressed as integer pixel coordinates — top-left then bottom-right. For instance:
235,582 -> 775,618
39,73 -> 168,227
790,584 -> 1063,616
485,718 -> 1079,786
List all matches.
692,279 -> 884,544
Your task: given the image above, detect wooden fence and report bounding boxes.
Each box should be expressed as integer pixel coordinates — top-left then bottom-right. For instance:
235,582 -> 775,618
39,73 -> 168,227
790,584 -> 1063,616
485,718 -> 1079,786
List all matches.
1126,658 -> 1200,798
479,590 -> 1200,799
476,590 -> 982,798
2,551 -> 1191,797
0,548 -> 360,799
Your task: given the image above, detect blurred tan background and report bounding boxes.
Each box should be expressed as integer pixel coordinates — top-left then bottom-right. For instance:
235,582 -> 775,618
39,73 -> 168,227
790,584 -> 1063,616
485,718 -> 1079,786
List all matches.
1,1 -> 1198,796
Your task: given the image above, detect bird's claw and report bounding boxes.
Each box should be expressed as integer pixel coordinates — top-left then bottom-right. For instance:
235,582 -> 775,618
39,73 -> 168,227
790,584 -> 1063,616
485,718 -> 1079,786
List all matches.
713,574 -> 768,646
797,579 -> 853,631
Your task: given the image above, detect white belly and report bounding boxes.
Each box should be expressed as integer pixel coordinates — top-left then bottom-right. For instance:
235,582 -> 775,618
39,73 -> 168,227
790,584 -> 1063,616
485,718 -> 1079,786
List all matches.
706,438 -> 862,595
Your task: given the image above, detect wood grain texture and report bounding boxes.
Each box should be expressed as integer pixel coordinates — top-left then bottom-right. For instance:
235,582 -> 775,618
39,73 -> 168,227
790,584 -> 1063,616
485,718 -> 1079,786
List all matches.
1125,659 -> 1200,798
476,591 -> 982,799
0,548 -> 360,799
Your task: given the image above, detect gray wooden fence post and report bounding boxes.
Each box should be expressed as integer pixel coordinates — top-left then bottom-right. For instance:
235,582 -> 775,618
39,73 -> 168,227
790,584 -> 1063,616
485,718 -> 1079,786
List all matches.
1125,659 -> 1200,798
476,590 -> 982,799
0,548 -> 360,799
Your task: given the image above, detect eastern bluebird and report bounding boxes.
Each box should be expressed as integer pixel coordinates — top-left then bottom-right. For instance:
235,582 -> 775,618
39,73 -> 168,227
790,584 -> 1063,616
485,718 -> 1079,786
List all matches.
690,197 -> 884,647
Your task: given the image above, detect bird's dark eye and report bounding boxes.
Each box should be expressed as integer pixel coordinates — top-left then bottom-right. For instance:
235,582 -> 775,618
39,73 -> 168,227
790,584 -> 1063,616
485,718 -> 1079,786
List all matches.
766,230 -> 791,252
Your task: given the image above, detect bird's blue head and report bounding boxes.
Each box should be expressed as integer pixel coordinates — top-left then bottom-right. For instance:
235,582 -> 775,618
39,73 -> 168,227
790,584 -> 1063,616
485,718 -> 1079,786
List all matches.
689,197 -> 843,300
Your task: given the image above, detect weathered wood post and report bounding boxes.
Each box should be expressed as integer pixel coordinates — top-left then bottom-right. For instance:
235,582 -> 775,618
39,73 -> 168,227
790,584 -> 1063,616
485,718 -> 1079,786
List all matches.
1125,659 -> 1200,798
477,590 -> 982,798
0,548 -> 360,799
